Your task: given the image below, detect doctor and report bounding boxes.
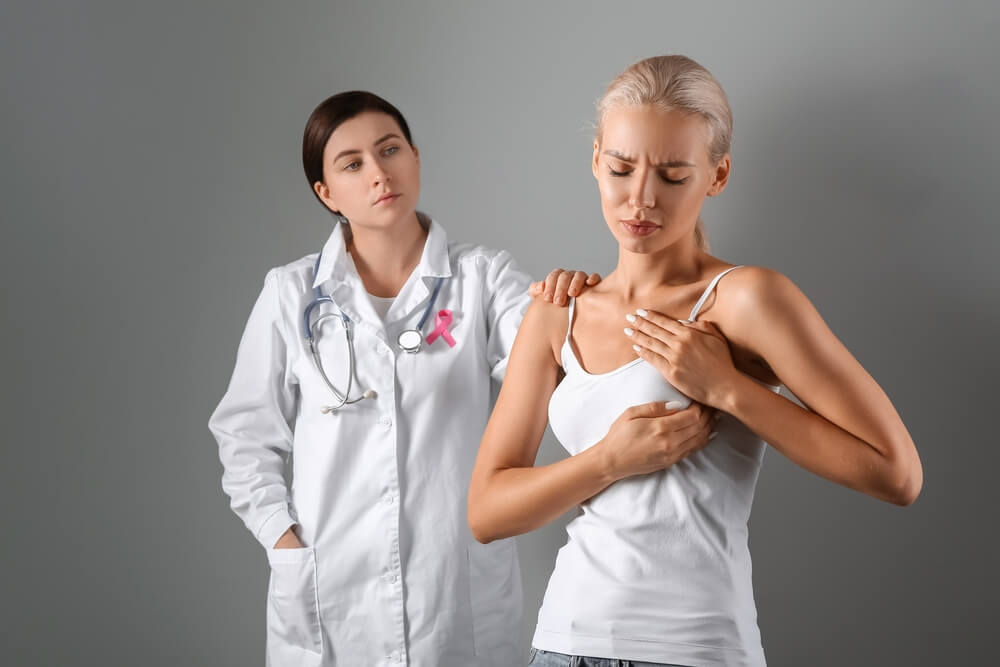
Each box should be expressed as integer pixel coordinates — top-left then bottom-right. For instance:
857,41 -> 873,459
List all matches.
208,90 -> 597,666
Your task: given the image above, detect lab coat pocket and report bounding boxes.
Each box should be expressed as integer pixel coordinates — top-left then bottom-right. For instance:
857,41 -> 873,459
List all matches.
266,546 -> 323,656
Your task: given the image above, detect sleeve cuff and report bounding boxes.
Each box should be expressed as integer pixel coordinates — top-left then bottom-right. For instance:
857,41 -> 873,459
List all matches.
256,506 -> 297,549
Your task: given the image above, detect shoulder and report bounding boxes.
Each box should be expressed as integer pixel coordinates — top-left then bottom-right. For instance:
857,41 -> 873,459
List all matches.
448,241 -> 521,273
716,265 -> 806,316
447,242 -> 532,297
265,252 -> 321,294
713,265 -> 820,350
518,295 -> 572,367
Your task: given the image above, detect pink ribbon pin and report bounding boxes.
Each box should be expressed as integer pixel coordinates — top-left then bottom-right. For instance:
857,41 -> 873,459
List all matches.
425,309 -> 456,347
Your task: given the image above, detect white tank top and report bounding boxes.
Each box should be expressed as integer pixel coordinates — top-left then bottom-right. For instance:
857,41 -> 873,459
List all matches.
534,266 -> 777,667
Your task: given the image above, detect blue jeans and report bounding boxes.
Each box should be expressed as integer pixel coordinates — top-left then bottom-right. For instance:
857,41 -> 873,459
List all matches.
527,647 -> 691,667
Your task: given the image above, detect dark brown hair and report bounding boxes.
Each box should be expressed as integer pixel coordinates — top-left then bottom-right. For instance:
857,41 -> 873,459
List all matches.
302,91 -> 413,213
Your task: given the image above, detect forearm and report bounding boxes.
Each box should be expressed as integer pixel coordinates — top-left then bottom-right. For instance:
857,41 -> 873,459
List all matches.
469,445 -> 616,543
717,373 -> 919,505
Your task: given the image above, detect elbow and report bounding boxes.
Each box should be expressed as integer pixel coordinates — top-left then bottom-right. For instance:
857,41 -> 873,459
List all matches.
890,467 -> 922,507
884,449 -> 924,507
466,492 -> 497,545
468,520 -> 496,545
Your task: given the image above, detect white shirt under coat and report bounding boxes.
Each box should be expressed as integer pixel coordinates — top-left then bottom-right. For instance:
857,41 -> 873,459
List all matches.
209,217 -> 530,666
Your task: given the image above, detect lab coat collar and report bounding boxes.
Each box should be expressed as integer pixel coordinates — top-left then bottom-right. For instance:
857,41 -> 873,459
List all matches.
312,211 -> 451,289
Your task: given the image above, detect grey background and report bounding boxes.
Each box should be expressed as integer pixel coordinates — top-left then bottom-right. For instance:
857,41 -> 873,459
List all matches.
2,1 -> 997,665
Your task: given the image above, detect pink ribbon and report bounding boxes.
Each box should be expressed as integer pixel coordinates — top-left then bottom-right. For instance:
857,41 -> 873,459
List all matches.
425,309 -> 456,347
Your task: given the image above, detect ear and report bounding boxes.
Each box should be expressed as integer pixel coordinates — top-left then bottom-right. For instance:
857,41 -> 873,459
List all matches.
412,144 -> 420,163
592,139 -> 601,180
313,180 -> 339,213
706,154 -> 731,197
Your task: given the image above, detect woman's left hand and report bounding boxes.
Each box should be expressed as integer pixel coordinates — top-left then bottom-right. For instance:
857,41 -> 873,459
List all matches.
625,310 -> 739,408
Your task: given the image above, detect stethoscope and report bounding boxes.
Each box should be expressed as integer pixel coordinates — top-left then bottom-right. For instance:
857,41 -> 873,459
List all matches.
302,250 -> 446,414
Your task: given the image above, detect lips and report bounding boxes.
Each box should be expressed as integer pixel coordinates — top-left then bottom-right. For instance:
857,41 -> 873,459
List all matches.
373,193 -> 401,206
621,219 -> 661,237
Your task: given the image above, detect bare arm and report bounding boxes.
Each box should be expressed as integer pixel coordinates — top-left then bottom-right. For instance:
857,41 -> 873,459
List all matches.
628,267 -> 922,506
468,298 -> 717,543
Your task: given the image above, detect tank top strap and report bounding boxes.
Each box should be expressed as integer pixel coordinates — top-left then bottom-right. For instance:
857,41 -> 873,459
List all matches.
688,265 -> 745,321
565,296 -> 577,344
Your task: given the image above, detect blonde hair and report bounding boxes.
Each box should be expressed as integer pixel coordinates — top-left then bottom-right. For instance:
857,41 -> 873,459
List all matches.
597,55 -> 733,250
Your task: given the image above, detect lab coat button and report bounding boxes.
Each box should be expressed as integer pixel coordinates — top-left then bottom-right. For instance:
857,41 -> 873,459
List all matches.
379,415 -> 392,428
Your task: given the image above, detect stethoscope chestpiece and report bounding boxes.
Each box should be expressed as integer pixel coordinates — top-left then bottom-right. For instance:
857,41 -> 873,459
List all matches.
397,328 -> 423,354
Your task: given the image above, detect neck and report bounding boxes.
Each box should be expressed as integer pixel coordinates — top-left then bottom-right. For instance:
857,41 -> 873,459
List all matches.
606,236 -> 706,302
346,212 -> 427,297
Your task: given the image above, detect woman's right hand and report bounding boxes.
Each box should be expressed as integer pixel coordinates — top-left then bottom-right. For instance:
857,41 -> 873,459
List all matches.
596,401 -> 720,481
273,525 -> 305,549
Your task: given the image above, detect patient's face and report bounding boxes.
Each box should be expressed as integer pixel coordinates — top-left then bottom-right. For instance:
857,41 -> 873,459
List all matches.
593,105 -> 721,254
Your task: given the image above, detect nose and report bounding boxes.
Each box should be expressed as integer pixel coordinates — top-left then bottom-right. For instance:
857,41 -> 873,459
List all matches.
371,159 -> 391,186
628,169 -> 655,210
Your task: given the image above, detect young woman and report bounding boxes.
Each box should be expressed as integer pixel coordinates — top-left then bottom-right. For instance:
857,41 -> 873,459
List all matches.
208,91 -> 597,667
468,56 -> 922,667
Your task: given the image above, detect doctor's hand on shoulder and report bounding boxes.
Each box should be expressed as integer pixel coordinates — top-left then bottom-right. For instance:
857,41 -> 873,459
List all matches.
530,269 -> 602,305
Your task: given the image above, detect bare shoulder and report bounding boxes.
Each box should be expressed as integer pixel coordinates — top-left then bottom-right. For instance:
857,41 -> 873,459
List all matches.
713,265 -> 825,357
520,295 -> 573,368
716,265 -> 803,314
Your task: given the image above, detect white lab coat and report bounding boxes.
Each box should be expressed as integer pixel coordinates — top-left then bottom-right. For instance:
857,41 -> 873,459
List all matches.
209,217 -> 530,666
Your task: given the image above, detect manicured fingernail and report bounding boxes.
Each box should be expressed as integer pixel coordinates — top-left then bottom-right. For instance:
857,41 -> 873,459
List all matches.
625,313 -> 637,323
555,296 -> 564,304
678,319 -> 692,324
624,327 -> 634,336
636,308 -> 648,317
632,344 -> 641,353
665,401 -> 684,410
708,431 -> 719,440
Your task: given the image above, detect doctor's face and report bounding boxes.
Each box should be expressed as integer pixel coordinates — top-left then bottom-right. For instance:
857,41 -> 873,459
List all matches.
593,105 -> 729,254
315,111 -> 421,231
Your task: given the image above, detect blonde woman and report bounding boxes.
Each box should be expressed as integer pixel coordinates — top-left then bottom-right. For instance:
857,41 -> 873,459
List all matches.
468,56 -> 922,667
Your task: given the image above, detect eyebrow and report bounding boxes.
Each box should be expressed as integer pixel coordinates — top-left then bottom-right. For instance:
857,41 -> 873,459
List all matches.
602,149 -> 696,168
332,133 -> 402,162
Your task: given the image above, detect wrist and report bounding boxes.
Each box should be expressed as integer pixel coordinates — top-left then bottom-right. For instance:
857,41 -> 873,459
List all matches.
585,438 -> 621,488
713,371 -> 754,416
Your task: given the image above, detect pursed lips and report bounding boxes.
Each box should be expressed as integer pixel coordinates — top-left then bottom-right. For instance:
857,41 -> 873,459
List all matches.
373,192 -> 400,206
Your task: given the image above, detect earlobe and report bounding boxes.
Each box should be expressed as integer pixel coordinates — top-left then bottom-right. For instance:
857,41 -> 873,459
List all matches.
592,140 -> 600,179
314,180 -> 337,212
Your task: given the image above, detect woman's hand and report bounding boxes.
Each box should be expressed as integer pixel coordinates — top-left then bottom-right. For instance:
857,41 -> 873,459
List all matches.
272,525 -> 305,549
595,401 -> 719,481
625,309 -> 740,408
529,269 -> 601,305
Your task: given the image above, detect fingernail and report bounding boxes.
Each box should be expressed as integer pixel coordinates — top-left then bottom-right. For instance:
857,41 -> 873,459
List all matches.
665,401 -> 684,410
555,296 -> 564,304
632,344 -> 641,353
678,319 -> 692,325
624,327 -> 634,336
636,308 -> 648,317
708,431 -> 719,440
625,313 -> 637,323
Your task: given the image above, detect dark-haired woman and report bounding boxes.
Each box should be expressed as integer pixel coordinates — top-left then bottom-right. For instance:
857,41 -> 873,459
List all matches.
209,91 -> 596,666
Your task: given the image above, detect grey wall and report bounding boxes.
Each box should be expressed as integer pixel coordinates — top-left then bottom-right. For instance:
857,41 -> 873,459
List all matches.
2,1 -> 997,665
